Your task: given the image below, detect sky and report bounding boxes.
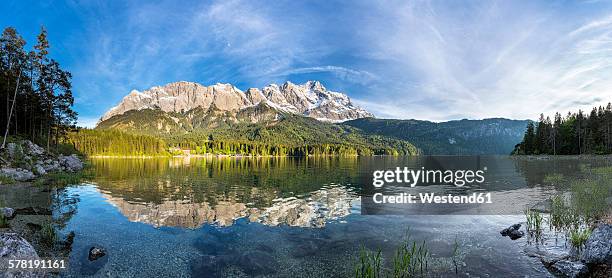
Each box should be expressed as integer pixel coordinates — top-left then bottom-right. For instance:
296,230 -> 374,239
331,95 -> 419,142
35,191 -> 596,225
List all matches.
2,0 -> 612,127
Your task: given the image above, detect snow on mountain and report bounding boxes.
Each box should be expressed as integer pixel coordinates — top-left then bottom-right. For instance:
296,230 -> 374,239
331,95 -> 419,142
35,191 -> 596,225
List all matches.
99,81 -> 373,123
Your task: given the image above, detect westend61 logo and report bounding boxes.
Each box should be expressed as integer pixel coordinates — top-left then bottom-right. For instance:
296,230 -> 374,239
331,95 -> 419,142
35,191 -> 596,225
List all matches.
369,167 -> 492,205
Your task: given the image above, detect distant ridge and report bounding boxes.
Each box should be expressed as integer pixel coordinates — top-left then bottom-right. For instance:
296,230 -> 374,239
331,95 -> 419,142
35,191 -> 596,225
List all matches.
344,117 -> 529,155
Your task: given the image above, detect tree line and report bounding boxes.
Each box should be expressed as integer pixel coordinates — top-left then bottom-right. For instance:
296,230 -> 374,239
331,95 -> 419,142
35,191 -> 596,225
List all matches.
66,129 -> 406,157
1,26 -> 76,150
513,103 -> 612,155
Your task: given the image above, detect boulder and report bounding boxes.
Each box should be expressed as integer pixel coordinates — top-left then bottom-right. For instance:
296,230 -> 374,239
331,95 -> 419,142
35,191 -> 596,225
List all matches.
501,223 -> 525,240
32,164 -> 45,176
0,208 -> 14,219
581,224 -> 612,265
548,260 -> 588,278
0,233 -> 43,278
58,155 -> 83,172
88,246 -> 106,261
42,160 -> 60,173
0,168 -> 35,181
22,140 -> 44,156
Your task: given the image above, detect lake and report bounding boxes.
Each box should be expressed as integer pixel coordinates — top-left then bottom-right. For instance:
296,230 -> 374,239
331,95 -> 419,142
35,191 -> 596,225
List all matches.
53,156 -> 611,277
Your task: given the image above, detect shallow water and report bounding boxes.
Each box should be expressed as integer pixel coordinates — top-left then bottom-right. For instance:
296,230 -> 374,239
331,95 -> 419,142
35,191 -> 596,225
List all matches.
53,156 -> 610,277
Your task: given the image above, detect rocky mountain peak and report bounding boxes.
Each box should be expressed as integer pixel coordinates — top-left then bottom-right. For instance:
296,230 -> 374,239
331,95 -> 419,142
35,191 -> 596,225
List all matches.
99,80 -> 373,124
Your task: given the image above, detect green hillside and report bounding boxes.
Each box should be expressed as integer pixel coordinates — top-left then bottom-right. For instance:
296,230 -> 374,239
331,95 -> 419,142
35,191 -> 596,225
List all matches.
344,117 -> 529,155
90,107 -> 418,156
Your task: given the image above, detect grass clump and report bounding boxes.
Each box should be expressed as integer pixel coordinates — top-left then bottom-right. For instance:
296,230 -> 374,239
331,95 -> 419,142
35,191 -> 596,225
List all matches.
391,237 -> 429,278
355,246 -> 383,278
355,233 -> 431,278
570,177 -> 610,224
525,208 -> 544,237
0,174 -> 14,185
0,215 -> 9,228
34,170 -> 92,187
543,173 -> 565,185
549,195 -> 580,232
39,223 -> 57,246
569,228 -> 591,253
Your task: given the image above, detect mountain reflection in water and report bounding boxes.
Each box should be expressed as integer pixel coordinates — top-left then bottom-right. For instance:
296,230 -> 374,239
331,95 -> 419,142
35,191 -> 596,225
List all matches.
89,156 -> 362,228
98,185 -> 357,228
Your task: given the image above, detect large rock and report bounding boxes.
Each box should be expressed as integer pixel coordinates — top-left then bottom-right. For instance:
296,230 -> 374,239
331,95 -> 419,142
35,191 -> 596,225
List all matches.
21,141 -> 44,156
548,260 -> 588,278
581,224 -> 612,265
58,155 -> 83,172
0,168 -> 35,181
0,233 -> 43,278
41,160 -> 60,173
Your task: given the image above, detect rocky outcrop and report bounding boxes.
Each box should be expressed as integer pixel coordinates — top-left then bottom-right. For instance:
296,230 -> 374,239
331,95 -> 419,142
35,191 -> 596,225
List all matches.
99,80 -> 372,124
0,168 -> 35,181
0,233 -> 43,278
0,140 -> 84,181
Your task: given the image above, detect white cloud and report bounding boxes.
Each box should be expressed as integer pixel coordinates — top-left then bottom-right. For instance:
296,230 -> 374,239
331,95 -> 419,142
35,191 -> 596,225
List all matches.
67,0 -> 612,122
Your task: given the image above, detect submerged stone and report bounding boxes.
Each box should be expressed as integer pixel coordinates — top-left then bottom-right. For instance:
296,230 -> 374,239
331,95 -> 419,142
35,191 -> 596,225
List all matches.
88,246 -> 106,261
548,260 -> 588,278
500,223 -> 524,240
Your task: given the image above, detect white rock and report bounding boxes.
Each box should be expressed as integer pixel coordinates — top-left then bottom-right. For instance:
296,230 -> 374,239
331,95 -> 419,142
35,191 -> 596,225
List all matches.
0,233 -> 44,278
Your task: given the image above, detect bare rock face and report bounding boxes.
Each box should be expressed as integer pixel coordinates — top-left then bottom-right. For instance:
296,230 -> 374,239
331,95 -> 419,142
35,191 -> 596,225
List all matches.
99,80 -> 373,124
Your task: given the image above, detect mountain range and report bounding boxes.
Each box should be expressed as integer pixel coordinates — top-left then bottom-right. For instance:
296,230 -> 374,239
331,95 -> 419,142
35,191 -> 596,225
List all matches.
96,81 -> 528,155
100,81 -> 372,123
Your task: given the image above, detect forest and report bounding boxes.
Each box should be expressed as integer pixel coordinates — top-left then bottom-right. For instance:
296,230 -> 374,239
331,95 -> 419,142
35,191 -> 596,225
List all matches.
0,27 -> 76,151
65,129 -> 406,157
513,103 -> 612,155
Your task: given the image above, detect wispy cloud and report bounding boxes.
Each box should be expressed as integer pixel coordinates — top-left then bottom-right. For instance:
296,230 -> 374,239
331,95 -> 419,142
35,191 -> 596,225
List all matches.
7,0 -> 612,121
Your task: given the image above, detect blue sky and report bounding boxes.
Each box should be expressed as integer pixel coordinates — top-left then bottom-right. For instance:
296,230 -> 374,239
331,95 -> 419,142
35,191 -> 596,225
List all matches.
2,0 -> 612,127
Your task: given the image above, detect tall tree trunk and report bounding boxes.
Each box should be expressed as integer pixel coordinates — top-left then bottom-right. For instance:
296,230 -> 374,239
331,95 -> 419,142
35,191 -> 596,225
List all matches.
2,69 -> 22,149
